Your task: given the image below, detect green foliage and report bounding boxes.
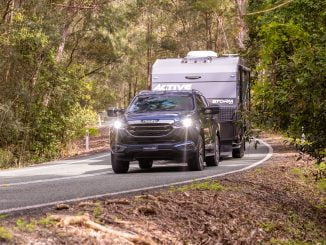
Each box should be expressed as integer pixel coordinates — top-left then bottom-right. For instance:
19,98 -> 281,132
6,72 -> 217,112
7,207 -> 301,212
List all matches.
37,216 -> 57,227
260,222 -> 277,233
0,148 -> 15,168
64,106 -> 98,139
0,226 -> 12,241
0,214 -> 8,219
177,181 -> 224,192
0,2 -> 106,166
247,0 -> 326,162
16,218 -> 35,232
316,178 -> 326,192
270,239 -> 310,245
93,202 -> 103,218
0,0 -> 244,167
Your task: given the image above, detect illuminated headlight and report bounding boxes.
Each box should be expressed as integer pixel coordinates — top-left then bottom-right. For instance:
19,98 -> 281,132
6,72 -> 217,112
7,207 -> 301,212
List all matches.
113,120 -> 124,129
182,118 -> 193,128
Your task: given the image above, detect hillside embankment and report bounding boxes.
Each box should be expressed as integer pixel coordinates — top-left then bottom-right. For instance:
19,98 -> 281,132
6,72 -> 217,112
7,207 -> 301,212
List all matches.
0,133 -> 325,244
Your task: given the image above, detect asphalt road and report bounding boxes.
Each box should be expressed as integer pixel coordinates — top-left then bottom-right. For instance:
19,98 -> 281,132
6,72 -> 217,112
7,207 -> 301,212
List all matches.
0,140 -> 272,214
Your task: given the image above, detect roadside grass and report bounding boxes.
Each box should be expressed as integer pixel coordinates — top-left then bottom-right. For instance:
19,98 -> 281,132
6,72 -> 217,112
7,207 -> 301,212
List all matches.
270,239 -> 315,245
316,178 -> 326,191
16,218 -> 36,232
254,167 -> 264,174
290,163 -> 326,192
0,226 -> 13,241
290,167 -> 305,179
93,202 -> 103,219
37,216 -> 57,227
0,214 -> 8,219
260,222 -> 278,233
174,181 -> 224,192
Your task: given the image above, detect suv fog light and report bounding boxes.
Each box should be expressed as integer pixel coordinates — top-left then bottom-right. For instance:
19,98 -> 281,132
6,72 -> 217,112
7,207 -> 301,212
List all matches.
113,145 -> 127,152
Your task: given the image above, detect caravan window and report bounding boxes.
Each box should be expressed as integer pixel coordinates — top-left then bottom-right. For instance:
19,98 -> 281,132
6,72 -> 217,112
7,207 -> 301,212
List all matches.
128,94 -> 194,113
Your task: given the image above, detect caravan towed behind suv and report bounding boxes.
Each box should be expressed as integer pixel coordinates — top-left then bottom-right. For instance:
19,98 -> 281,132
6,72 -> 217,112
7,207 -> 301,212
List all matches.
152,51 -> 250,158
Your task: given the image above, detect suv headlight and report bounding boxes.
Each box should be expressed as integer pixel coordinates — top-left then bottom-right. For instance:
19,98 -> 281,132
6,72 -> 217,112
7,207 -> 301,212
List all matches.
113,120 -> 125,129
181,118 -> 193,128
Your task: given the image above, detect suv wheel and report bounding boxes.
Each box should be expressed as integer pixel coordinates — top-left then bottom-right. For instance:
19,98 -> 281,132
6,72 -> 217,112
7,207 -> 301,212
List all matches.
232,139 -> 245,158
187,136 -> 204,171
206,135 -> 220,166
139,160 -> 153,169
111,154 -> 130,173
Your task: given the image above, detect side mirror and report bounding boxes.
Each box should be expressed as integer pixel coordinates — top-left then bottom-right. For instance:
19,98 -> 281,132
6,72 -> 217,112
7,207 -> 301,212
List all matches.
107,108 -> 125,117
203,106 -> 219,115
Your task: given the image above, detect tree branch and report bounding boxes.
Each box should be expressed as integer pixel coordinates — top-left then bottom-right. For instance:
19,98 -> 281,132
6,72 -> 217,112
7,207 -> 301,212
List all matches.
245,0 -> 294,16
79,63 -> 111,79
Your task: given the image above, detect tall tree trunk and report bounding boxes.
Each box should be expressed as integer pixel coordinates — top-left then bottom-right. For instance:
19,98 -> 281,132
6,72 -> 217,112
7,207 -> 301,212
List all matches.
56,1 -> 78,62
2,0 -> 13,23
234,0 -> 247,50
134,76 -> 138,97
128,81 -> 132,103
205,13 -> 210,50
56,22 -> 71,62
146,10 -> 153,90
219,17 -> 230,53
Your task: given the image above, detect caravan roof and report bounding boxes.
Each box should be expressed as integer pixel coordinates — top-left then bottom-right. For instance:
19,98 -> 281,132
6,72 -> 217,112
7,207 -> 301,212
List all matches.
152,56 -> 240,75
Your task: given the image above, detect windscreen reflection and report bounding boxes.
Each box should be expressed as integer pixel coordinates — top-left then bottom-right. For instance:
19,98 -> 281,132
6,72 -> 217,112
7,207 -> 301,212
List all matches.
128,95 -> 194,113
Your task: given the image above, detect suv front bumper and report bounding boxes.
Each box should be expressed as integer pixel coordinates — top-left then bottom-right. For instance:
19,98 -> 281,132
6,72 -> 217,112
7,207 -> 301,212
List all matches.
111,141 -> 198,162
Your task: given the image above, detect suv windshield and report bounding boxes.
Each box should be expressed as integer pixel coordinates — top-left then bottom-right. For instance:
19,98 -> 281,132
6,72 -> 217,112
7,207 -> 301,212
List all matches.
128,94 -> 194,113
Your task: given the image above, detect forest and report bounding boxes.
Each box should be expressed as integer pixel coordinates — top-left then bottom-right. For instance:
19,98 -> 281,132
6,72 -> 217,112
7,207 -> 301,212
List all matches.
0,0 -> 325,167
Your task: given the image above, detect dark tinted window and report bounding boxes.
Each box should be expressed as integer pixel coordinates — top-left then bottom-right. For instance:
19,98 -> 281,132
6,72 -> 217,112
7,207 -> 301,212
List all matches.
128,94 -> 194,113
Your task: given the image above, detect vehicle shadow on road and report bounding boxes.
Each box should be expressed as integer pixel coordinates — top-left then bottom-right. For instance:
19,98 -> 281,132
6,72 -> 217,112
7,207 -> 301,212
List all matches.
128,165 -> 188,174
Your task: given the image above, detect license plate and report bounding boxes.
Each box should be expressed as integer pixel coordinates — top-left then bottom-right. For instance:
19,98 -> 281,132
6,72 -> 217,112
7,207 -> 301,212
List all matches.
143,146 -> 158,151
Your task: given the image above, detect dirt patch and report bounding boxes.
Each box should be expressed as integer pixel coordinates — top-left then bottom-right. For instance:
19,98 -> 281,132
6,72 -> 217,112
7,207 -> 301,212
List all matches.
0,133 -> 325,244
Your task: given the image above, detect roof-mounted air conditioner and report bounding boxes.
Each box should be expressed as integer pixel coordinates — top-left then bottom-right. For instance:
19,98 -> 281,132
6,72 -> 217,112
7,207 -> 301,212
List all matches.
186,51 -> 218,58
222,54 -> 239,57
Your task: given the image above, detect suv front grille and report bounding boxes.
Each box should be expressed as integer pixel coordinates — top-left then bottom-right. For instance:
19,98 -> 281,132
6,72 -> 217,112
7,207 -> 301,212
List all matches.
127,123 -> 173,137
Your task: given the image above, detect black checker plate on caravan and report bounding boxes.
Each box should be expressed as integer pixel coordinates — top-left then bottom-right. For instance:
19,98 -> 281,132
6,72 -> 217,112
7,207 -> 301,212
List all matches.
216,106 -> 236,122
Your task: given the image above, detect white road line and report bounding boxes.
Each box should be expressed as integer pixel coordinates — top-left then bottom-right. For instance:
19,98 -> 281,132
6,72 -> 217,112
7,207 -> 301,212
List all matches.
0,153 -> 111,175
0,139 -> 273,214
219,164 -> 250,167
0,171 -> 112,187
0,163 -> 150,186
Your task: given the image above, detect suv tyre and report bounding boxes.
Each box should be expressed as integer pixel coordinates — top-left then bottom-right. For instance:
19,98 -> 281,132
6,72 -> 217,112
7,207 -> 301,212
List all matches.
206,135 -> 220,166
111,154 -> 130,173
187,135 -> 204,171
232,139 -> 245,158
139,160 -> 153,169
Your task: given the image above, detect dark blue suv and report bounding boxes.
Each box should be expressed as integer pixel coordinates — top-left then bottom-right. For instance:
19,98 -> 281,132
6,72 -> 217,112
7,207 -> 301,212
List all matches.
108,90 -> 220,173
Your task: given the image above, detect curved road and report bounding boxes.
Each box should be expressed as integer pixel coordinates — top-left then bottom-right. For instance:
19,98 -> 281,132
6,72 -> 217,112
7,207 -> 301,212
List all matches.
0,140 -> 272,214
